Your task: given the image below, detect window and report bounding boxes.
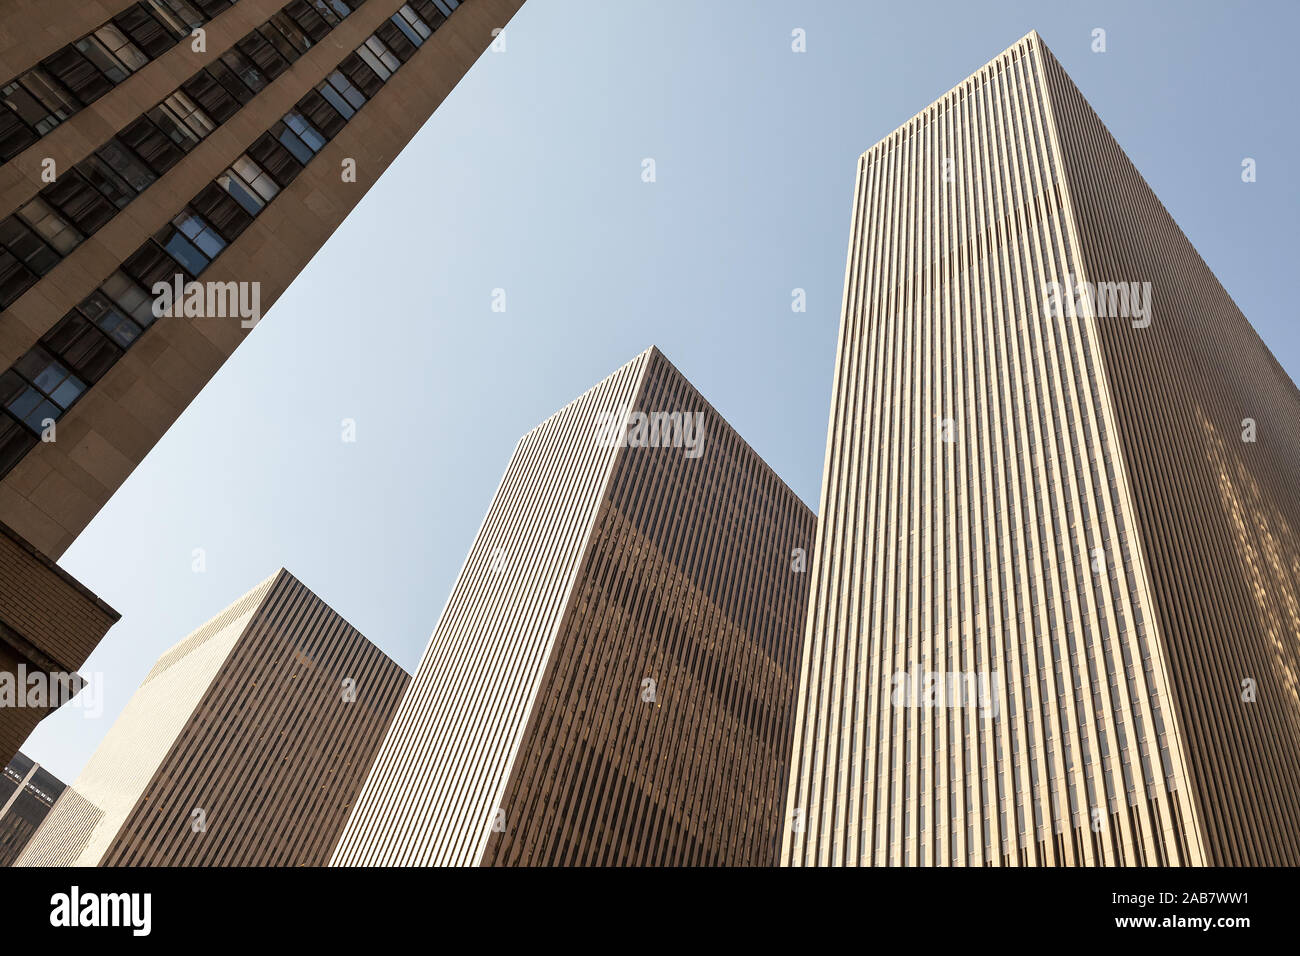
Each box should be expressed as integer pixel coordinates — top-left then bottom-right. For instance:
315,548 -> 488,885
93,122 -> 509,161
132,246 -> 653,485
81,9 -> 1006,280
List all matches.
374,21 -> 418,62
76,291 -> 146,349
336,53 -> 384,98
285,1 -> 336,41
159,210 -> 226,274
112,6 -> 181,59
101,271 -> 159,327
41,170 -> 119,234
146,0 -> 204,34
148,92 -> 215,150
181,68 -> 245,123
0,409 -> 37,477
323,70 -> 366,112
123,238 -> 192,289
190,183 -> 254,241
76,155 -> 138,209
95,140 -> 157,193
394,5 -> 434,43
39,46 -> 114,105
2,72 -> 78,136
0,216 -> 60,281
219,154 -> 281,213
295,89 -> 346,140
118,115 -> 185,175
236,29 -> 292,84
17,198 -> 81,255
262,16 -> 312,60
276,111 -> 326,163
410,0 -> 449,29
89,25 -> 150,75
42,309 -> 123,381
356,36 -> 400,80
0,105 -> 39,161
4,347 -> 85,432
247,133 -> 303,187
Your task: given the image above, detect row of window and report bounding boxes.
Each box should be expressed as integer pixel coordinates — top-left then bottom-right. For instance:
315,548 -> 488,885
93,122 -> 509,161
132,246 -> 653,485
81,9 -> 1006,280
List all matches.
0,0 -> 373,312
0,1 -> 239,163
0,0 -> 461,478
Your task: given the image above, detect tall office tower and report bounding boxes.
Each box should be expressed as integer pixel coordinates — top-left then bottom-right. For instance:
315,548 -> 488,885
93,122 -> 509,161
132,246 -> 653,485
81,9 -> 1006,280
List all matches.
0,0 -> 525,766
783,31 -> 1300,868
332,347 -> 814,866
0,751 -> 66,866
15,569 -> 408,866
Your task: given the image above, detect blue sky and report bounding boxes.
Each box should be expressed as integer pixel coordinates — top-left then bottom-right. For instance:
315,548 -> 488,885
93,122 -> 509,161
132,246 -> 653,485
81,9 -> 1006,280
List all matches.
26,0 -> 1300,781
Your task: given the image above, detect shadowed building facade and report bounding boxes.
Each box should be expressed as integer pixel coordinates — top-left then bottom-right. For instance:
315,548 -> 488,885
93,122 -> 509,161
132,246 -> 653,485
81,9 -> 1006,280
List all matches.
783,32 -> 1300,867
0,0 -> 525,766
15,569 -> 408,866
332,347 -> 814,866
0,750 -> 66,866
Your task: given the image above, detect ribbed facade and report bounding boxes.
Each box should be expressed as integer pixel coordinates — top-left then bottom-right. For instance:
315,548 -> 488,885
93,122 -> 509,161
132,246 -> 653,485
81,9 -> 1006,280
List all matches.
0,750 -> 66,866
333,347 -> 814,866
785,31 -> 1300,867
16,569 -> 408,866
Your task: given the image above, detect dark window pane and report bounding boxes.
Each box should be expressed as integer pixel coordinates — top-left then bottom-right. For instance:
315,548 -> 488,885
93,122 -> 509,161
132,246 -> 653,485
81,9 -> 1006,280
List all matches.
236,30 -> 290,83
0,412 -> 38,476
112,6 -> 177,58
190,182 -> 253,241
0,216 -> 59,276
40,46 -> 113,105
78,155 -> 138,208
96,140 -> 156,192
285,1 -> 332,42
337,53 -> 384,98
0,109 -> 38,162
0,250 -> 37,308
374,21 -> 417,62
43,170 -> 117,234
296,89 -> 346,140
162,229 -> 210,275
248,132 -> 303,187
118,115 -> 184,175
181,69 -> 242,123
123,239 -> 191,288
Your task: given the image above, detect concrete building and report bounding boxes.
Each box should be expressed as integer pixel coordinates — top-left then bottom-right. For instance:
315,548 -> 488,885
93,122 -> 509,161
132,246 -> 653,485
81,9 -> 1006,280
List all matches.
16,569 -> 408,866
783,31 -> 1300,867
332,347 -> 815,866
0,0 -> 526,765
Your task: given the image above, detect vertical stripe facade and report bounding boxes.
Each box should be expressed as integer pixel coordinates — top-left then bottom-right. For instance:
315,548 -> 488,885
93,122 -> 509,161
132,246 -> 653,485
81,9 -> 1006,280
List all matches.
1038,44 -> 1300,865
784,32 -> 1214,867
17,569 -> 408,866
333,347 -> 814,866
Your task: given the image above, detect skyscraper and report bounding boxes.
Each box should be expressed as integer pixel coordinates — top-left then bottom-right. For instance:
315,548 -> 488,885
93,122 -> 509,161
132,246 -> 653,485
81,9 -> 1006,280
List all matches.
0,0 -> 525,766
783,31 -> 1300,867
332,347 -> 814,866
0,750 -> 66,866
15,569 -> 408,866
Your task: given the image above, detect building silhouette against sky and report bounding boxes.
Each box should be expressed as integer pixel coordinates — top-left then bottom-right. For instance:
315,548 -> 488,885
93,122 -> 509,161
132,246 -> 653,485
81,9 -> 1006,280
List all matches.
16,569 -> 407,866
0,0 -> 525,767
333,347 -> 814,866
783,31 -> 1300,867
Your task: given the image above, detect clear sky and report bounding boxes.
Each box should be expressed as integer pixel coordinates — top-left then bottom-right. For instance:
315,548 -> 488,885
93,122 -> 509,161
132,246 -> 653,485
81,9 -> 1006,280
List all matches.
25,0 -> 1300,782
